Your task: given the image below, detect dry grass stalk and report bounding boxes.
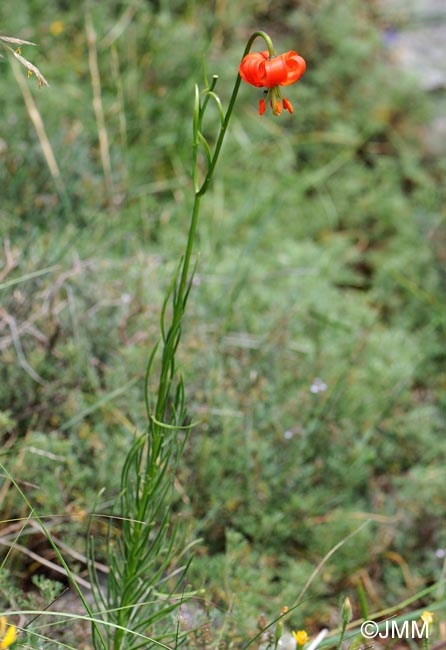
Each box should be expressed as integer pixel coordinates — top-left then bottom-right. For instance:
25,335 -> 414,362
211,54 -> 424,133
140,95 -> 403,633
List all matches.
0,35 -> 49,87
85,13 -> 114,202
10,57 -> 61,183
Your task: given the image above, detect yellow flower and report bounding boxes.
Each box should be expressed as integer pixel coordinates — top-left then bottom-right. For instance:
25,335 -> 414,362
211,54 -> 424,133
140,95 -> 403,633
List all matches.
292,629 -> 309,646
49,20 -> 65,36
421,611 -> 434,625
0,616 -> 17,649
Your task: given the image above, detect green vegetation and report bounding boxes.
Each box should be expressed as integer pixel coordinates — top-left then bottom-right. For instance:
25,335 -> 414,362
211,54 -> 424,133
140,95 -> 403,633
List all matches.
1,0 -> 445,647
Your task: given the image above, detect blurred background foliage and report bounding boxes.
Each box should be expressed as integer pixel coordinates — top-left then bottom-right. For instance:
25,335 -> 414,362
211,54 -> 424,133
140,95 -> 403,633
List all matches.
0,0 -> 445,640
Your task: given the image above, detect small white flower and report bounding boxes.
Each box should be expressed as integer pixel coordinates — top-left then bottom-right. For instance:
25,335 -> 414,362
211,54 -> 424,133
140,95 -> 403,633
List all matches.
278,630 -> 298,650
310,378 -> 327,394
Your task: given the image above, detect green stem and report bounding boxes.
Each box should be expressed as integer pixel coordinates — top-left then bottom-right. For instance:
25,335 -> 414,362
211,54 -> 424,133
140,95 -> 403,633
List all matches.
152,30 -> 275,424
179,31 -> 275,287
196,30 -> 275,198
176,193 -> 201,313
336,622 -> 347,650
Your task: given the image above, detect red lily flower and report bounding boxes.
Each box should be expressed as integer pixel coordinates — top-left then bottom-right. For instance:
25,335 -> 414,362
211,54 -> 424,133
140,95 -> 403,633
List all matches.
239,50 -> 306,116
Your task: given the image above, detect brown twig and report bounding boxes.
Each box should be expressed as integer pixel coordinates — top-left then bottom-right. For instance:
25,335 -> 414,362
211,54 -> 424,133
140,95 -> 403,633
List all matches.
0,238 -> 17,282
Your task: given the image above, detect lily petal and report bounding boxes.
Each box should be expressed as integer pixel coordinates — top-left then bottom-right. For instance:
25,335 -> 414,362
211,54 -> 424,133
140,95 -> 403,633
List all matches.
239,50 -> 269,87
281,51 -> 306,86
260,54 -> 290,87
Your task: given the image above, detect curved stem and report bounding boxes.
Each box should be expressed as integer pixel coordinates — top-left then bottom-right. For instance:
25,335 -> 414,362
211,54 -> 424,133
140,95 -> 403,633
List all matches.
196,30 -> 275,199
152,30 -> 276,423
176,31 -> 274,312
